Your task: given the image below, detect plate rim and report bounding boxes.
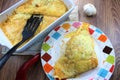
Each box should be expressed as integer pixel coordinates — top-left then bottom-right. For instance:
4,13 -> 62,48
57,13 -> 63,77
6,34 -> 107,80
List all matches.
40,21 -> 115,80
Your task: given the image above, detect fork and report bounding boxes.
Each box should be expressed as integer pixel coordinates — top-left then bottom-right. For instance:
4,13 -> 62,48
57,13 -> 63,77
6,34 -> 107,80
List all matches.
0,14 -> 43,69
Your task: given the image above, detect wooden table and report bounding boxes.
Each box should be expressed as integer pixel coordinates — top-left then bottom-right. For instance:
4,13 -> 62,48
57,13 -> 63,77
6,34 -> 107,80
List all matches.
0,0 -> 120,80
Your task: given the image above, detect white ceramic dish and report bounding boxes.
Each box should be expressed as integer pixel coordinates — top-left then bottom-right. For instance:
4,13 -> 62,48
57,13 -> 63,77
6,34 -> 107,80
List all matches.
0,0 -> 75,52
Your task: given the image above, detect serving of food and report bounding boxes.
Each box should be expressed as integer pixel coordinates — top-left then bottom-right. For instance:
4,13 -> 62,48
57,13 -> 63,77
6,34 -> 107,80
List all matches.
41,22 -> 115,80
54,24 -> 98,79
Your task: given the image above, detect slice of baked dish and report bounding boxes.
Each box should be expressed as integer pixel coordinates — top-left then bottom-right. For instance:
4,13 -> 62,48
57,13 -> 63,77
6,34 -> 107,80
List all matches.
53,25 -> 98,79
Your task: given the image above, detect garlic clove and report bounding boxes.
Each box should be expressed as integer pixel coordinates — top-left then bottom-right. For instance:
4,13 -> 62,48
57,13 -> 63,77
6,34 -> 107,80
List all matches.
83,3 -> 97,16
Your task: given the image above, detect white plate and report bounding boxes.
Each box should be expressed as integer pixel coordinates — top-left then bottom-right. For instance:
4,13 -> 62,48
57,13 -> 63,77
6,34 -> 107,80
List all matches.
41,21 -> 115,80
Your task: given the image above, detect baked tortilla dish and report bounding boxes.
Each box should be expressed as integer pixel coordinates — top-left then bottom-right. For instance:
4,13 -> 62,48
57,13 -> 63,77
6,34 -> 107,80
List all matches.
53,24 -> 98,79
0,0 -> 67,45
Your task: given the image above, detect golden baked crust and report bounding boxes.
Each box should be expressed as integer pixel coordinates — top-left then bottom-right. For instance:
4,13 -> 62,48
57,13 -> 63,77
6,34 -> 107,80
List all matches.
15,0 -> 67,17
0,0 -> 67,45
53,24 -> 98,79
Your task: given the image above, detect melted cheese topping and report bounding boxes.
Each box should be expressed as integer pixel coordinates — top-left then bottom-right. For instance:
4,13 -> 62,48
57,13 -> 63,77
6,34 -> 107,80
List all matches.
15,0 -> 67,17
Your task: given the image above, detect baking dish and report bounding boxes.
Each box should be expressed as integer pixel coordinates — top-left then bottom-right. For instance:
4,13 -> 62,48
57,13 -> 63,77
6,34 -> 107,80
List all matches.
0,0 -> 75,52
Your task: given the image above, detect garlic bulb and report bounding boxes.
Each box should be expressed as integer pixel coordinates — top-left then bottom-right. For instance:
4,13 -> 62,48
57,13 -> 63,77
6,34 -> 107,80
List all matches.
83,3 -> 97,16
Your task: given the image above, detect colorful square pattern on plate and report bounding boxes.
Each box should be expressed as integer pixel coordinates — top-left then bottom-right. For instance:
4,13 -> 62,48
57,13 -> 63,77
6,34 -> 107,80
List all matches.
41,22 -> 115,80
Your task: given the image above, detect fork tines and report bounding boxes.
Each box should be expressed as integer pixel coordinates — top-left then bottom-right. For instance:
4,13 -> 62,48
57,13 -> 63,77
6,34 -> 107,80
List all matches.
23,14 -> 43,34
31,14 -> 43,32
30,14 -> 43,32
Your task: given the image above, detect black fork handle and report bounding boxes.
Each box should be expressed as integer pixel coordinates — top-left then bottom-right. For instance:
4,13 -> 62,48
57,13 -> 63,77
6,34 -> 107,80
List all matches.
0,40 -> 25,70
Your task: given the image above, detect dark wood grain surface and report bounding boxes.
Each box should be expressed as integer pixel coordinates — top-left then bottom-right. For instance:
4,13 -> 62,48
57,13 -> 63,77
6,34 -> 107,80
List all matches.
0,0 -> 120,80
